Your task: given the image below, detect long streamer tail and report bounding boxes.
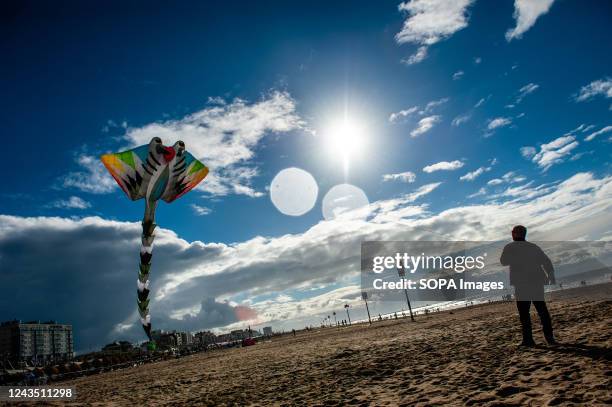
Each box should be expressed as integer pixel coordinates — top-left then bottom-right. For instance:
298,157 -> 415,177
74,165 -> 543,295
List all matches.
138,202 -> 157,341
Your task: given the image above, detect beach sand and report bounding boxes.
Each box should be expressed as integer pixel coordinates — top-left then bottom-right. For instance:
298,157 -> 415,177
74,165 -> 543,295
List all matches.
54,284 -> 611,406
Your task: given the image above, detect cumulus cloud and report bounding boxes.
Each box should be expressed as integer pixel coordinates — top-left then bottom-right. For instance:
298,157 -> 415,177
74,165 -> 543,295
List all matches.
62,92 -> 303,198
403,182 -> 442,202
382,171 -> 417,183
191,204 -> 212,216
390,98 -> 447,125
110,91 -> 303,198
520,146 -> 537,159
396,0 -> 475,65
396,0 -> 475,45
569,124 -> 596,134
452,113 -> 471,127
402,46 -> 428,65
411,115 -> 441,137
389,106 -> 418,123
2,172 -> 612,349
423,160 -> 464,173
467,187 -> 487,199
574,78 -> 612,102
506,0 -> 556,41
487,171 -> 527,186
584,125 -> 612,142
474,96 -> 489,108
452,70 -> 464,80
460,165 -> 492,181
523,135 -> 579,170
487,117 -> 512,130
515,83 -> 539,104
49,196 -> 92,210
61,155 -> 117,194
421,98 -> 449,114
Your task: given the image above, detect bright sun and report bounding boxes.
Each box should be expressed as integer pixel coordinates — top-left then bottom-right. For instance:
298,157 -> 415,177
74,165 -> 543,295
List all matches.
325,116 -> 366,175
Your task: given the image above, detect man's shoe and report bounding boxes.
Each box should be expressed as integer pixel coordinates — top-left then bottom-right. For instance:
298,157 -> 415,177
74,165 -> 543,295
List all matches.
545,337 -> 557,345
519,340 -> 536,347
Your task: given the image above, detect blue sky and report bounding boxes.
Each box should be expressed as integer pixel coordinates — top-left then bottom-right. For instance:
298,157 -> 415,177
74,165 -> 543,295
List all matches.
1,0 -> 611,351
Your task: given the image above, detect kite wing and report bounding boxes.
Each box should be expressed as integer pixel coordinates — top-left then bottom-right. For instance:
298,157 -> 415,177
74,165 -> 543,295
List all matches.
162,151 -> 209,203
101,145 -> 155,201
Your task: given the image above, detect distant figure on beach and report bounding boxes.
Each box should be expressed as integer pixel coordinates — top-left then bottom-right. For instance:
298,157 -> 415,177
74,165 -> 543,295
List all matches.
500,225 -> 556,347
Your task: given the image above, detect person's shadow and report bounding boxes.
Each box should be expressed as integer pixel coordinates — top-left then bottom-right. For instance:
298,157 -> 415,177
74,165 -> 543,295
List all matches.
535,342 -> 611,361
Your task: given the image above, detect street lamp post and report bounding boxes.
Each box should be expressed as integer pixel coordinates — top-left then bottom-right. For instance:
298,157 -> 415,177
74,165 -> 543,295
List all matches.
362,291 -> 372,325
344,303 -> 352,325
398,266 -> 415,321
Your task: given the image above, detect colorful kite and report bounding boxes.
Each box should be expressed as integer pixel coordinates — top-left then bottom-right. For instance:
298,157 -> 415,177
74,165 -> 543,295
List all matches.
101,137 -> 209,344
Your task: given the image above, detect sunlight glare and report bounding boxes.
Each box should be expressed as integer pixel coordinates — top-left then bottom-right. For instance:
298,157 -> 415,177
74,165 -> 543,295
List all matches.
325,116 -> 366,176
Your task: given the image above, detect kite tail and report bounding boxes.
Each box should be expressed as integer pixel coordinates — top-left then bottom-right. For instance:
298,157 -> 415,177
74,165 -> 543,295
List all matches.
138,202 -> 157,341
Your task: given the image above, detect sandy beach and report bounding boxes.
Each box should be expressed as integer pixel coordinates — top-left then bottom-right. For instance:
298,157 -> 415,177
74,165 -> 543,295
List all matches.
43,284 -> 612,406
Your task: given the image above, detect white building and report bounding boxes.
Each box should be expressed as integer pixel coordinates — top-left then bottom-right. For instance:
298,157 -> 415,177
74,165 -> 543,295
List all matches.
0,320 -> 73,365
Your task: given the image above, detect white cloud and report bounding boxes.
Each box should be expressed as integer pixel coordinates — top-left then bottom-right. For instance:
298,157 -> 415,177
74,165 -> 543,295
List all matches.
191,204 -> 212,216
474,57 -> 482,64
124,91 -> 304,197
460,165 -> 492,181
506,0 -> 556,41
389,106 -> 418,123
232,184 -> 265,198
569,124 -> 596,134
452,70 -> 464,80
574,78 -> 612,102
570,150 -> 593,162
452,113 -> 471,127
423,160 -> 464,173
467,187 -> 486,198
487,117 -> 512,130
525,135 -> 579,170
61,155 -> 117,194
382,171 -> 417,183
396,0 -> 475,65
515,83 -> 539,104
411,115 -> 441,137
404,182 -> 442,201
402,46 -> 428,65
585,125 -> 612,142
50,196 -> 91,210
474,95 -> 490,108
390,98 -> 447,123
487,171 -> 526,186
420,98 -> 449,114
520,146 -> 536,159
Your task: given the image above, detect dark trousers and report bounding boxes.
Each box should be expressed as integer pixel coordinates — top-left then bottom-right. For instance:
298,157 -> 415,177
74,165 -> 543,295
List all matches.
516,300 -> 554,342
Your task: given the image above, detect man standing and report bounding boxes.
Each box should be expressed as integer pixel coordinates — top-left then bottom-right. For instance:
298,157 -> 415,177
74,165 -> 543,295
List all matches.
500,225 -> 556,347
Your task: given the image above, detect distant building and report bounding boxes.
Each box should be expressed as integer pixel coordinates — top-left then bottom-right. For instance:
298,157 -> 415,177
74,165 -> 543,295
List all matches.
262,326 -> 273,336
179,331 -> 193,346
150,330 -> 196,348
195,331 -> 216,346
230,329 -> 247,340
0,320 -> 73,366
151,330 -> 179,348
215,333 -> 234,343
102,341 -> 133,353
